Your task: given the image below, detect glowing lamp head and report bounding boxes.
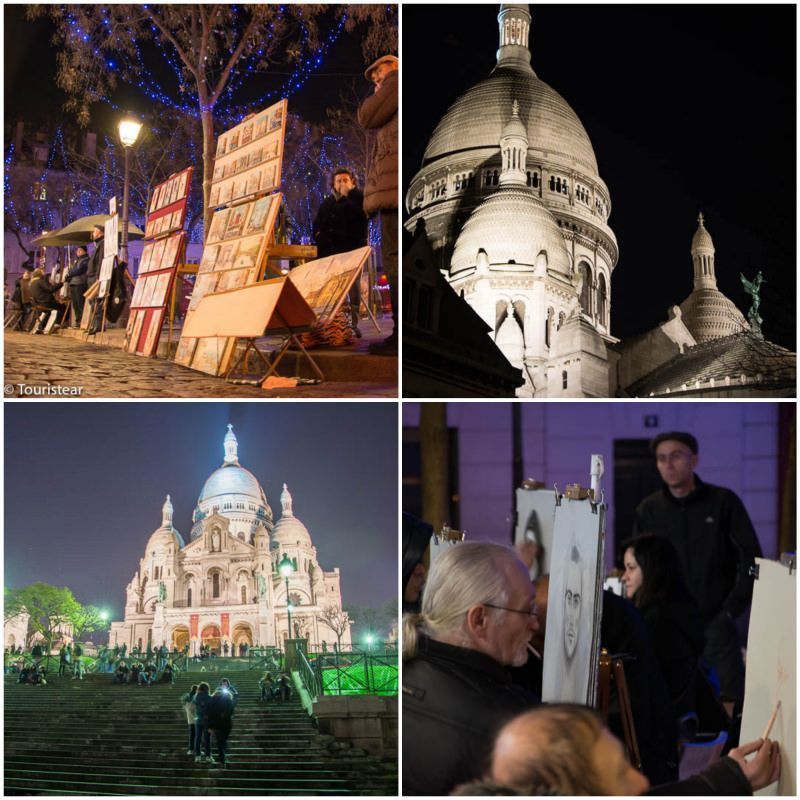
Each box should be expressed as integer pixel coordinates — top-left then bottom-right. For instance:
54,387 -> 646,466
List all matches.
99,610 -> 110,622
278,553 -> 294,579
118,117 -> 143,147
365,634 -> 375,645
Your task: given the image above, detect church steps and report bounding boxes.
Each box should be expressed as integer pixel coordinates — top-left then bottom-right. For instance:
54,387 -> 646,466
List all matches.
4,675 -> 396,795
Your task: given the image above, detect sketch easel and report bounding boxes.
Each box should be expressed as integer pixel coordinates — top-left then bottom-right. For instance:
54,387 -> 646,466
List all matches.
181,278 -> 321,384
597,648 -> 642,770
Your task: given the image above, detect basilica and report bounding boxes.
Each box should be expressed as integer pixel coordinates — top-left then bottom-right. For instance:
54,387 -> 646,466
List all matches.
109,426 -> 351,655
404,4 -> 795,397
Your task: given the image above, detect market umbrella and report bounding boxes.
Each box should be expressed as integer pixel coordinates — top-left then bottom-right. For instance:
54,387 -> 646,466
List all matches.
43,214 -> 145,245
29,229 -> 78,247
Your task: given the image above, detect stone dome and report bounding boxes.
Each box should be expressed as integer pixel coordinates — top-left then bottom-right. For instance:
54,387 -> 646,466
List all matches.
424,67 -> 599,177
450,186 -> 571,275
272,484 -> 312,547
679,289 -> 748,344
146,495 -> 185,551
691,220 -> 715,253
198,463 -> 267,505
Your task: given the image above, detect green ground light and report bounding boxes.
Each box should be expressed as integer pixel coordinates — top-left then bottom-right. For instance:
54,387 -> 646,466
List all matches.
321,664 -> 398,696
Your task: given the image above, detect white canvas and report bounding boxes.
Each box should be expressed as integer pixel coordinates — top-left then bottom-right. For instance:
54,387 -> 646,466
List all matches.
740,558 -> 796,796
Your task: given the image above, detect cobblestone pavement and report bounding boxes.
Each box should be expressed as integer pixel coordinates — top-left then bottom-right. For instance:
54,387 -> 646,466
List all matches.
4,332 -> 396,398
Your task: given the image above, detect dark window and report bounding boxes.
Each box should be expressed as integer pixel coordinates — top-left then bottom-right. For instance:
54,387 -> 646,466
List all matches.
187,587 -> 192,607
562,370 -> 568,389
212,573 -> 220,598
418,285 -> 433,330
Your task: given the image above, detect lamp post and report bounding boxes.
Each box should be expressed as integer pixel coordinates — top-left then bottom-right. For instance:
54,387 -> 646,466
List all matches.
278,554 -> 295,639
117,116 -> 142,264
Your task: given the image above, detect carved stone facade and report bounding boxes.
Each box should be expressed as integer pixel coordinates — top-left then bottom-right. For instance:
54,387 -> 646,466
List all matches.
109,426 -> 351,654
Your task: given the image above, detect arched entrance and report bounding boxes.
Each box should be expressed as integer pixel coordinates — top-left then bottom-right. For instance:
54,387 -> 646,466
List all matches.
232,623 -> 253,655
201,624 -> 221,655
171,626 -> 190,652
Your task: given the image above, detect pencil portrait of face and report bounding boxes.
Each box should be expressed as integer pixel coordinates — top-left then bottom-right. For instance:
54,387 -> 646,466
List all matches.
563,545 -> 583,661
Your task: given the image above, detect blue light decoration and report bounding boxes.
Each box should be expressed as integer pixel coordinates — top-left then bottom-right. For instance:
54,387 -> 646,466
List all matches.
7,7 -> 393,255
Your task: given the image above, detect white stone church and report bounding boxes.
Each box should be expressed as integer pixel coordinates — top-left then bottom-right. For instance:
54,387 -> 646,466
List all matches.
405,4 -> 795,397
109,425 -> 351,654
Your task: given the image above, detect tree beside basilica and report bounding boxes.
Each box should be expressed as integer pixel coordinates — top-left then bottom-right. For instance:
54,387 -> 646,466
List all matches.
109,425 -> 352,654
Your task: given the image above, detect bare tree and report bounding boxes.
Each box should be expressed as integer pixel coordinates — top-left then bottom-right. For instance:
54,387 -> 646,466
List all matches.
317,604 -> 351,651
27,5 -> 396,232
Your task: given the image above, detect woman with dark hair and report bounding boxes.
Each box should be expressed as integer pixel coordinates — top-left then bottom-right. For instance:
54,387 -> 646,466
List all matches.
620,534 -> 705,716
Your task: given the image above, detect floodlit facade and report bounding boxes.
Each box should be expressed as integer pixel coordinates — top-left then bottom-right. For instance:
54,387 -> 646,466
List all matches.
109,426 -> 351,654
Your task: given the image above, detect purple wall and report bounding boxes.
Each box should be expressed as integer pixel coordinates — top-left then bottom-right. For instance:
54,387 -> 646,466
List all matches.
403,402 -> 788,565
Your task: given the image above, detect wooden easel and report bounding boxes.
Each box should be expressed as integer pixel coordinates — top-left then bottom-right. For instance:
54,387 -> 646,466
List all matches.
597,648 -> 642,770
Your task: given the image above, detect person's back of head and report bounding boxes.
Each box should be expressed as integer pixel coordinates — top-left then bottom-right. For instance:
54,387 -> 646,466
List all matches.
492,704 -> 649,796
198,681 -> 210,694
402,541 -> 521,661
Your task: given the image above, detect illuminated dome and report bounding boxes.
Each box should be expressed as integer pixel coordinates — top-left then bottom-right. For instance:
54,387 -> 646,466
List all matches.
451,188 -> 570,276
424,71 -> 598,176
272,484 -> 312,546
191,425 -> 273,541
679,213 -> 748,343
146,495 -> 185,551
197,424 -> 267,506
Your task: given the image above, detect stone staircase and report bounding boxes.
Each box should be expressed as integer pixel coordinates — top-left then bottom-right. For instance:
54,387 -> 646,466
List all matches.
4,668 -> 397,795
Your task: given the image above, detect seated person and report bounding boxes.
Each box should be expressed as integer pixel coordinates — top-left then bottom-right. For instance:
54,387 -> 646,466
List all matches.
259,671 -> 275,701
113,662 -> 129,684
28,268 -> 66,325
162,660 -> 175,684
129,662 -> 142,684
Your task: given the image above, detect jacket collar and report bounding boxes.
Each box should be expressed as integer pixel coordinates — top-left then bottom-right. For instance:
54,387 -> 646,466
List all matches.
661,473 -> 708,505
417,634 -> 512,684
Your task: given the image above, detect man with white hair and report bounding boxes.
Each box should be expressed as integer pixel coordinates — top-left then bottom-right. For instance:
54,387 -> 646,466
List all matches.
402,541 -> 540,796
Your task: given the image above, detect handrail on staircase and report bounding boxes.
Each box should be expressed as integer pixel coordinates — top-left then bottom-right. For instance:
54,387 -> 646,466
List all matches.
297,649 -> 322,698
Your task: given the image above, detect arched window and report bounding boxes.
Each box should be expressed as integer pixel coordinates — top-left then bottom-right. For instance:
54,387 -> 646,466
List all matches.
187,587 -> 192,607
555,177 -> 561,192
241,585 -> 247,604
578,262 -> 592,313
549,175 -> 555,191
212,572 -> 220,599
562,370 -> 568,390
532,172 -> 539,187
545,307 -> 554,347
598,273 -> 608,326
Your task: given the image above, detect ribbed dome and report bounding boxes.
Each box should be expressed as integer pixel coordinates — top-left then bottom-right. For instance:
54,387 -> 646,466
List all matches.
691,214 -> 715,253
424,67 -> 599,176
198,463 -> 266,505
679,289 -> 748,343
450,187 -> 571,275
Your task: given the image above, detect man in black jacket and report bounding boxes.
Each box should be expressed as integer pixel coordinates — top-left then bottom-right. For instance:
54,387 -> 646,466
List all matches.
65,246 -> 89,326
402,541 -> 540,795
312,167 -> 368,334
85,225 -> 105,334
633,432 -> 762,708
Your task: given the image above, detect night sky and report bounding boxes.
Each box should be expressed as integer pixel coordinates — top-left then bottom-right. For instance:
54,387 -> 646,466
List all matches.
5,403 -> 398,617
4,5 -> 380,132
403,4 -> 796,350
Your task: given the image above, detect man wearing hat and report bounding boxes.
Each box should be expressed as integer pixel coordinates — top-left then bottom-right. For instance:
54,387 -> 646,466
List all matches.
358,54 -> 398,354
633,431 -> 762,710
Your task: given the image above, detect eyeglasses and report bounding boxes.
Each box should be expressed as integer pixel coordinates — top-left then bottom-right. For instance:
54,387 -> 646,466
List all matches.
483,603 -> 538,618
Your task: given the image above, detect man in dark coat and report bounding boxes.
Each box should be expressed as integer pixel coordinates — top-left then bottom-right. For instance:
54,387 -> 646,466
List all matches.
313,167 -> 369,334
633,431 -> 762,708
29,268 -> 66,327
358,54 -> 398,354
85,224 -> 105,333
403,542 -> 540,796
65,246 -> 89,326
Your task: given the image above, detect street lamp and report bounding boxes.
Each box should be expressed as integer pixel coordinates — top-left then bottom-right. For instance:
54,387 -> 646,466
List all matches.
278,554 -> 295,639
99,610 -> 110,622
117,115 -> 142,264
